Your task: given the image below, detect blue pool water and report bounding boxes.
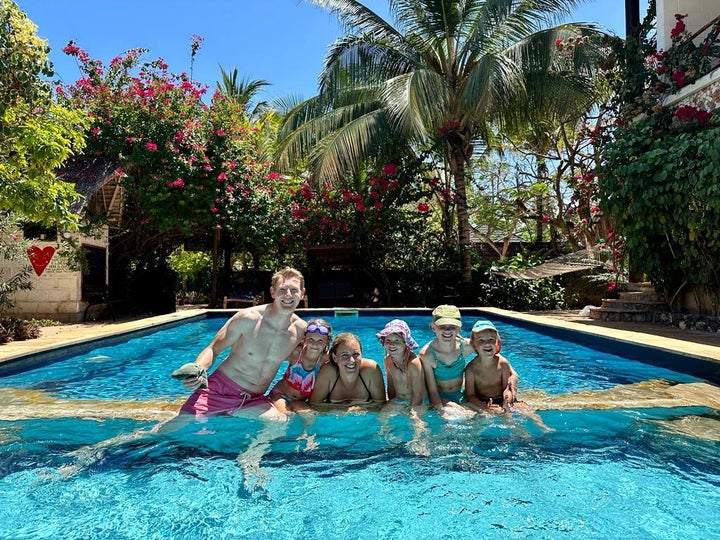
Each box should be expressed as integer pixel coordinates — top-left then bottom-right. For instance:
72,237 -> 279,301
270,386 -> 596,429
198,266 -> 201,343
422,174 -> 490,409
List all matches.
0,312 -> 719,539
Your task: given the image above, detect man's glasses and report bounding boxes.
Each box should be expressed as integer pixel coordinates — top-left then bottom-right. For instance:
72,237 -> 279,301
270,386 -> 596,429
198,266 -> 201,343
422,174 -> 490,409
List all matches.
306,322 -> 330,335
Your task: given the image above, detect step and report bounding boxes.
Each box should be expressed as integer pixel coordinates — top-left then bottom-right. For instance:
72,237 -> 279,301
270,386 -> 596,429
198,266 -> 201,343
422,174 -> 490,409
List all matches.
588,307 -> 658,323
617,290 -> 663,303
599,298 -> 667,311
625,282 -> 655,292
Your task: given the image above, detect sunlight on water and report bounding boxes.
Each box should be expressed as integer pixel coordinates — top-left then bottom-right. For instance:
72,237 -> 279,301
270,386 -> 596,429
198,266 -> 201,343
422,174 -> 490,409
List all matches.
0,314 -> 718,539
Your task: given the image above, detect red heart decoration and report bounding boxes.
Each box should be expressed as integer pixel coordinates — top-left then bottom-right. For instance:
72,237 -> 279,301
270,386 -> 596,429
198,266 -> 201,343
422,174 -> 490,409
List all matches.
27,245 -> 56,276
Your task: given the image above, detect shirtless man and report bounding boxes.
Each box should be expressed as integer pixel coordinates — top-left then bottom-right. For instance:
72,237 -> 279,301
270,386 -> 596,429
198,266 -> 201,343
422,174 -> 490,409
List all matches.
174,267 -> 307,418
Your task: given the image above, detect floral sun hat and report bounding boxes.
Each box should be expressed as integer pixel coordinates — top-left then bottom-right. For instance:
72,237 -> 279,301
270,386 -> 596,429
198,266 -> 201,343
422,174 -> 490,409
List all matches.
376,319 -> 419,349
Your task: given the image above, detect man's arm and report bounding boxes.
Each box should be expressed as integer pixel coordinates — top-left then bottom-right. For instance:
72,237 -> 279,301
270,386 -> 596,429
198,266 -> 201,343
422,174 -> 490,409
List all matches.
195,314 -> 246,370
175,314 -> 247,391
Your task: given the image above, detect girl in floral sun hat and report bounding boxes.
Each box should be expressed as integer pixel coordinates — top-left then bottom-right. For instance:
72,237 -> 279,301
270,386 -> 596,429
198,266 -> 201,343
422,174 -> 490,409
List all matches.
376,319 -> 427,406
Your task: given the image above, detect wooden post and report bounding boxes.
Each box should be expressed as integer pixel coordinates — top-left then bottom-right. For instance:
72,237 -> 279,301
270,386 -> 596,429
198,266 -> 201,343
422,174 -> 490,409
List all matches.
210,227 -> 220,307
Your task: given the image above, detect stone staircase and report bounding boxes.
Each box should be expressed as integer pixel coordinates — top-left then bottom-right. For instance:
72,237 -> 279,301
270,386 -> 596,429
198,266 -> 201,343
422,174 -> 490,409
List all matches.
589,283 -> 668,322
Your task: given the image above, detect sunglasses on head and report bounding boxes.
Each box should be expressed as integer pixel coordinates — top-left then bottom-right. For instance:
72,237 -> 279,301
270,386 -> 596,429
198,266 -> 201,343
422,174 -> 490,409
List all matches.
306,322 -> 330,335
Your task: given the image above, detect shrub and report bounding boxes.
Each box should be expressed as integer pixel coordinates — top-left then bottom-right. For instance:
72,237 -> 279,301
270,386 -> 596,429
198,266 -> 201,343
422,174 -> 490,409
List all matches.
0,316 -> 41,344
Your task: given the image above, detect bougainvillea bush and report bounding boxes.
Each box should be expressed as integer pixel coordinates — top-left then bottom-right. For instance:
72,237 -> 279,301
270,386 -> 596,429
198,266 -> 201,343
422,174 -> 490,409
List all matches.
58,43 -> 299,271
597,6 -> 720,313
288,156 -> 448,272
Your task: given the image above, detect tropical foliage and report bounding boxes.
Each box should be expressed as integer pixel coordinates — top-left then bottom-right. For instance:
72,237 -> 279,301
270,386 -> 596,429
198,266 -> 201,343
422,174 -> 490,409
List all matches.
0,0 -> 87,227
598,3 -> 720,313
58,42 -> 296,271
289,155 -> 445,269
276,0 -> 607,301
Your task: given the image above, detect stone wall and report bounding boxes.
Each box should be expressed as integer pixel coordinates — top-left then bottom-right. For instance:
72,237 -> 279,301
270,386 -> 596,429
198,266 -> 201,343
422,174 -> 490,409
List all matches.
2,228 -> 109,323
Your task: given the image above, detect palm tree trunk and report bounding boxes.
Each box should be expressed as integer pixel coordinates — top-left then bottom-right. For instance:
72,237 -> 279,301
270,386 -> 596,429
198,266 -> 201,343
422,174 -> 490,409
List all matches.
447,141 -> 473,305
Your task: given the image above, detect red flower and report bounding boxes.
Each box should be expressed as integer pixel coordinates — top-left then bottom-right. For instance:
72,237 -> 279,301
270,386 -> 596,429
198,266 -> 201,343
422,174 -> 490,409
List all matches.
671,15 -> 686,39
145,142 -> 158,151
671,69 -> 687,87
541,215 -> 550,223
417,202 -> 430,213
381,163 -> 398,176
696,109 -> 712,126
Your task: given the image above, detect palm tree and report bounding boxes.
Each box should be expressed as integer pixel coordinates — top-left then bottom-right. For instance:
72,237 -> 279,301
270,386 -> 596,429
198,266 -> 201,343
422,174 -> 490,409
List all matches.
216,66 -> 271,120
277,0 -> 605,302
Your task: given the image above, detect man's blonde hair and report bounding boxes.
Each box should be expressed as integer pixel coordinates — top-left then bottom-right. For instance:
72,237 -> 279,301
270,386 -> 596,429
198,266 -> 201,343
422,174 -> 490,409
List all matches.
271,267 -> 305,289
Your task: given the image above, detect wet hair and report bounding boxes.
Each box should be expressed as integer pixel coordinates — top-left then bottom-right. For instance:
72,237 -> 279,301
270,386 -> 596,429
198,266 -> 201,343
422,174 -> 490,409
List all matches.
271,267 -> 305,289
328,332 -> 362,366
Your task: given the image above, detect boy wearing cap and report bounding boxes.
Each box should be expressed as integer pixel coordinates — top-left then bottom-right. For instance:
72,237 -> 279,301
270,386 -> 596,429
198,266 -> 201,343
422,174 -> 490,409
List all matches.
464,320 -> 518,411
419,305 -> 475,410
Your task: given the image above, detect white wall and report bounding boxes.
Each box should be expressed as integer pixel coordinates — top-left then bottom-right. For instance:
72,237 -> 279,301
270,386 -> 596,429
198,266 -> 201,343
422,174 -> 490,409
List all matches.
658,0 -> 720,51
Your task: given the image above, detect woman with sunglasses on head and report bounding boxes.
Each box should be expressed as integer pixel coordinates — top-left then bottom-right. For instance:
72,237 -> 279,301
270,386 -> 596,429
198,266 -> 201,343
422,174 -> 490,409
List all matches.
309,332 -> 386,406
268,319 -> 332,414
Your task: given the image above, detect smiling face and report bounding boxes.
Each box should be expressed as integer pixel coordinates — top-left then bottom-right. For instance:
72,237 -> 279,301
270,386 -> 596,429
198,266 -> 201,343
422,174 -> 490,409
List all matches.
332,336 -> 362,376
303,331 -> 330,360
270,276 -> 305,311
471,329 -> 498,358
382,333 -> 407,360
431,323 -> 461,343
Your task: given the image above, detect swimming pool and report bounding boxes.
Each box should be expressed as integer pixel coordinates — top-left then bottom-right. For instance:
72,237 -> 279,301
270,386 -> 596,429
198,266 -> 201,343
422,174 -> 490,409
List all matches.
1,311 -> 719,539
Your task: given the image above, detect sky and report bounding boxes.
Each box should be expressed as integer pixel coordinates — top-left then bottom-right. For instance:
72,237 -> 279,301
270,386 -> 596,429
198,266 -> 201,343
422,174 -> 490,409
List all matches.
17,0 -> 649,102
